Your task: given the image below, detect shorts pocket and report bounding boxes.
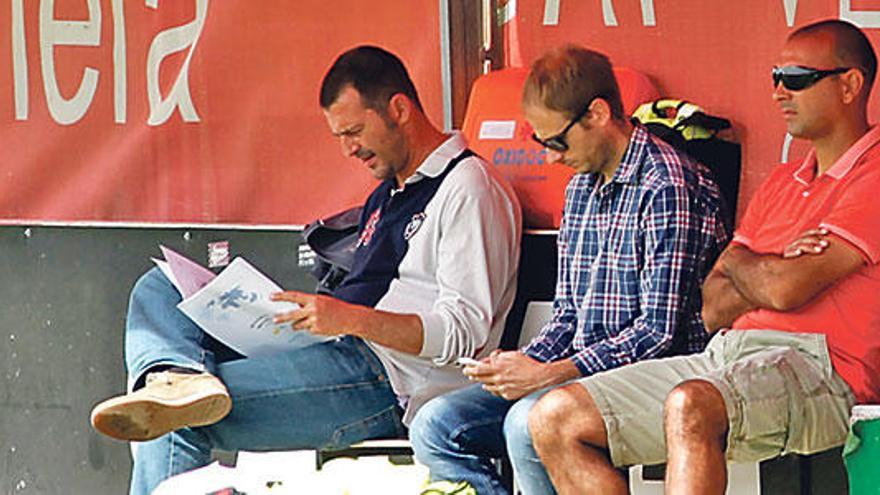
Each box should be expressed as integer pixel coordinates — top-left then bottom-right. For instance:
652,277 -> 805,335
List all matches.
724,346 -> 845,461
723,347 -> 808,461
782,351 -> 852,454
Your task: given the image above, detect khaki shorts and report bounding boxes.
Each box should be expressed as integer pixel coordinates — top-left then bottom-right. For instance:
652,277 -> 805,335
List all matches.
580,330 -> 855,467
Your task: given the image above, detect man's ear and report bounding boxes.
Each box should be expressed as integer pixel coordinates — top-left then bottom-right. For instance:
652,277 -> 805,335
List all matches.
587,98 -> 613,127
841,68 -> 866,105
387,93 -> 412,125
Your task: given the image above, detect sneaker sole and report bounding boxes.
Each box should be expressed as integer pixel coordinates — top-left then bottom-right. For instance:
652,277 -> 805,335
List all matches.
91,389 -> 232,442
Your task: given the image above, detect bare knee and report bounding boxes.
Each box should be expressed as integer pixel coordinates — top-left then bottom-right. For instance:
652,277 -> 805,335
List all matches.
529,384 -> 608,450
664,380 -> 729,440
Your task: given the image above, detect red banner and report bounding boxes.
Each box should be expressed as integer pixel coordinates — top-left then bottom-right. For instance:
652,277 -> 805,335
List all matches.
503,0 -> 880,219
0,0 -> 443,224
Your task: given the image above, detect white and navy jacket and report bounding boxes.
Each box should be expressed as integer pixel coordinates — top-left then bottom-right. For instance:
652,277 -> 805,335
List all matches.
333,133 -> 521,423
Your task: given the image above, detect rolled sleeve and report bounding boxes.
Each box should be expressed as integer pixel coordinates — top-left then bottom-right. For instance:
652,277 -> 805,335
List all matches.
522,301 -> 578,362
418,312 -> 448,357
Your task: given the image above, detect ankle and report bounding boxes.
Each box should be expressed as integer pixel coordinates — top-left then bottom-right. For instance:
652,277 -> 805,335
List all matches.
134,365 -> 202,390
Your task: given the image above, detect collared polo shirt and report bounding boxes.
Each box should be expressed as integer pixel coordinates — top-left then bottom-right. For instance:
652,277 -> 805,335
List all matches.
732,126 -> 880,403
335,133 -> 522,423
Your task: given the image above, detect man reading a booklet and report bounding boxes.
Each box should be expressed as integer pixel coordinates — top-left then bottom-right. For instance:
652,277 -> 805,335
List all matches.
152,246 -> 335,357
90,46 -> 521,495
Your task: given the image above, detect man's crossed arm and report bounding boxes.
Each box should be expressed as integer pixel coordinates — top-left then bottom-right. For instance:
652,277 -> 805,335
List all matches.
701,227 -> 866,332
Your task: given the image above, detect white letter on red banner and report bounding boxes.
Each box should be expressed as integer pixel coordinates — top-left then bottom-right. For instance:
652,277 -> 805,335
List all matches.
145,0 -> 209,126
544,0 -> 656,26
39,0 -> 102,125
11,0 -> 28,120
112,0 -> 127,123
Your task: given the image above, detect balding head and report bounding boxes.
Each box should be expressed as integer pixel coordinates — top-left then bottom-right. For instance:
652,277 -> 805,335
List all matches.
789,19 -> 877,101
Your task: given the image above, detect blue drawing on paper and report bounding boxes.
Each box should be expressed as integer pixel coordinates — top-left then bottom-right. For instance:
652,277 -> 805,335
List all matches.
207,285 -> 258,310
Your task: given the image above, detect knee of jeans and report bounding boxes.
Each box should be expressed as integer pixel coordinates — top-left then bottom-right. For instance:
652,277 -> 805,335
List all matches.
410,396 -> 458,458
132,267 -> 169,296
503,399 -> 535,455
131,267 -> 180,305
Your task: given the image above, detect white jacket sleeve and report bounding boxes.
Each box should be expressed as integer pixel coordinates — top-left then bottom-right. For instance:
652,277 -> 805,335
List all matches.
417,165 -> 521,364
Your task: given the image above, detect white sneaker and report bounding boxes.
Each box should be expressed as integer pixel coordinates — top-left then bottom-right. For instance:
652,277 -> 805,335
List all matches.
90,371 -> 232,441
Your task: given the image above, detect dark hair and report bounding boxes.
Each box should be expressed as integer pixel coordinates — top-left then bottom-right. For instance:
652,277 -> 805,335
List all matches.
522,45 -> 624,121
791,19 -> 877,96
319,46 -> 423,113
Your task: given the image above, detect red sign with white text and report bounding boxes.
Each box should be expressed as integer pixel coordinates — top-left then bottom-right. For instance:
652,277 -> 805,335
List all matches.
0,0 -> 443,224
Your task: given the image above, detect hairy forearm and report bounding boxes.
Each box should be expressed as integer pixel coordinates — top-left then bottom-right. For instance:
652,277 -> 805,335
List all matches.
544,358 -> 582,386
719,246 -> 784,306
351,309 -> 424,355
701,269 -> 756,332
708,232 -> 866,315
720,244 -> 834,312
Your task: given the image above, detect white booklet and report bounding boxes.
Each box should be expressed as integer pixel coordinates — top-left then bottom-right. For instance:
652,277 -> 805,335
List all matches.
153,245 -> 332,357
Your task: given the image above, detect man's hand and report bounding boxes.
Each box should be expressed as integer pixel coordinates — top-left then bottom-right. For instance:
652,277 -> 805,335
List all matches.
271,291 -> 425,354
462,350 -> 578,401
271,291 -> 364,337
783,227 -> 829,258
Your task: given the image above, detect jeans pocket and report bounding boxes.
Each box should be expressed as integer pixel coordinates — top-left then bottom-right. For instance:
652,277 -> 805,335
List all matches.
323,405 -> 402,450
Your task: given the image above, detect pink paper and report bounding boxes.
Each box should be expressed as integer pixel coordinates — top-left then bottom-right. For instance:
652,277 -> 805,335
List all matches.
160,245 -> 217,298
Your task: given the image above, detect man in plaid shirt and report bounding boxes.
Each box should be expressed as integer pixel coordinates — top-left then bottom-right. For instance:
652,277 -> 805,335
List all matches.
409,45 -> 729,494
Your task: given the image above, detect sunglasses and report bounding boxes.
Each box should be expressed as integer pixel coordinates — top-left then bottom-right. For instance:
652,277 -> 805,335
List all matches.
772,65 -> 851,91
530,100 -> 594,152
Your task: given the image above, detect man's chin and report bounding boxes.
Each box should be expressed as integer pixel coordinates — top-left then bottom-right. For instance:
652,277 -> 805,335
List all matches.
568,162 -> 592,174
785,124 -> 809,140
369,167 -> 393,181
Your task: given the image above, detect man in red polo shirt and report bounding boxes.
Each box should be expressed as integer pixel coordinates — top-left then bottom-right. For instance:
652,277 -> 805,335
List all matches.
524,19 -> 880,494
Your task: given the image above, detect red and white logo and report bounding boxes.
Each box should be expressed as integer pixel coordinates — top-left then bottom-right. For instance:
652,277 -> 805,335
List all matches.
357,208 -> 382,248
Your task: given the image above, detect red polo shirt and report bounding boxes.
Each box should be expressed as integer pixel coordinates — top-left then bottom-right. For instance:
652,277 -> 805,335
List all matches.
732,126 -> 880,404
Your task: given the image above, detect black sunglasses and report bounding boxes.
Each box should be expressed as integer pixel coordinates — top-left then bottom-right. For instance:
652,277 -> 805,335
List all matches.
531,100 -> 594,152
772,65 -> 851,91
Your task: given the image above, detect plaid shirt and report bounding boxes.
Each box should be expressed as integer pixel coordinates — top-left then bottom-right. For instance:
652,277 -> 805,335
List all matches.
523,125 -> 729,376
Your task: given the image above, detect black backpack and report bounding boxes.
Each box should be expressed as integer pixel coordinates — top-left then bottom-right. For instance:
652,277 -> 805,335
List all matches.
632,99 -> 741,228
299,206 -> 362,294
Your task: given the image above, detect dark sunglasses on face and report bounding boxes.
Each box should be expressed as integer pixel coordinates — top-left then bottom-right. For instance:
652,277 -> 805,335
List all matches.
530,100 -> 594,152
772,65 -> 851,91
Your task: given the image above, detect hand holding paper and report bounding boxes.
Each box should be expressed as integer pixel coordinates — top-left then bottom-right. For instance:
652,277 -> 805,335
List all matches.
156,246 -> 332,357
271,291 -> 368,338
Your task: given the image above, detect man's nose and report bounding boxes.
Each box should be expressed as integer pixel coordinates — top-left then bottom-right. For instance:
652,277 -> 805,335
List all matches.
545,148 -> 564,164
772,80 -> 791,101
340,135 -> 359,157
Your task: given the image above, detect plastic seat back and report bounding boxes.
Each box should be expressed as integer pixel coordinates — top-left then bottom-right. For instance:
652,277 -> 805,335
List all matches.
461,67 -> 659,228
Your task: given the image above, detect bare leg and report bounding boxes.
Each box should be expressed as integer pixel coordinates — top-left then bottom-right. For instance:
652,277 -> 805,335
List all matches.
664,380 -> 729,495
529,383 -> 627,495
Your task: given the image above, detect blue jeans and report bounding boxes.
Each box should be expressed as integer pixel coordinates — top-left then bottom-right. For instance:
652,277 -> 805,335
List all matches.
409,383 -> 556,495
125,268 -> 405,495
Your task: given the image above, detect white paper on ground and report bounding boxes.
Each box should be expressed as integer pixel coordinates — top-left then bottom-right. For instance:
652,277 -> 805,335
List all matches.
177,257 -> 332,357
152,461 -> 264,495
